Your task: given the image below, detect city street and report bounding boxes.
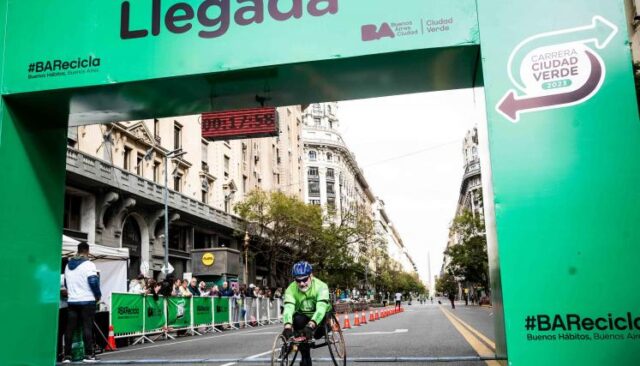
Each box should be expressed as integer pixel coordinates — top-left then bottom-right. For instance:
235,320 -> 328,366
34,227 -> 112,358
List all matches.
96,301 -> 499,365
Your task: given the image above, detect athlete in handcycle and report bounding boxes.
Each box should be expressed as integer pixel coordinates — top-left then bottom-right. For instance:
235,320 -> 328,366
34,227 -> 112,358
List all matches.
271,261 -> 346,366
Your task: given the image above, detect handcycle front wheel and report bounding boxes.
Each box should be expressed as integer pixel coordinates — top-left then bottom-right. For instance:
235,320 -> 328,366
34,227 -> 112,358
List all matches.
271,334 -> 298,366
325,313 -> 347,366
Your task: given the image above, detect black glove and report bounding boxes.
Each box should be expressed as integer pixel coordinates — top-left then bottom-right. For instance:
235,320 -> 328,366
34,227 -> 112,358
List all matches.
302,324 -> 315,340
282,327 -> 293,339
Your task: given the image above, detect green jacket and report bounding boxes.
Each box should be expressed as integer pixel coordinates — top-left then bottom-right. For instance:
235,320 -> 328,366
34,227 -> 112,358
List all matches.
282,277 -> 331,325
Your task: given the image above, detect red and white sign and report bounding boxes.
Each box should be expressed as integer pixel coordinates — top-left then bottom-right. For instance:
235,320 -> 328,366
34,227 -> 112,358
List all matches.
201,107 -> 279,141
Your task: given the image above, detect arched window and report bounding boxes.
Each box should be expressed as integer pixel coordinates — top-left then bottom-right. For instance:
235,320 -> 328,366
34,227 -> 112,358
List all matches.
326,153 -> 333,161
309,151 -> 317,161
122,217 -> 142,280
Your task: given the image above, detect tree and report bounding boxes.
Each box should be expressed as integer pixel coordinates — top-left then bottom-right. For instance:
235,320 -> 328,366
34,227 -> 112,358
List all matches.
444,209 -> 489,292
436,272 -> 458,297
234,189 -> 323,287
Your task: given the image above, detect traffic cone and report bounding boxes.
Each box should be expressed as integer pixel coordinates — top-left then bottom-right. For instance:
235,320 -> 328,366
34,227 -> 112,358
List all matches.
369,310 -> 375,322
343,313 -> 351,329
361,311 -> 367,325
106,325 -> 117,351
354,312 -> 360,326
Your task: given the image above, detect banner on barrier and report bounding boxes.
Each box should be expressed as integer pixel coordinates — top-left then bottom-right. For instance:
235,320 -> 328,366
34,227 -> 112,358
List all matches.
213,297 -> 230,325
111,293 -> 144,335
167,297 -> 191,329
193,297 -> 213,326
145,296 -> 166,332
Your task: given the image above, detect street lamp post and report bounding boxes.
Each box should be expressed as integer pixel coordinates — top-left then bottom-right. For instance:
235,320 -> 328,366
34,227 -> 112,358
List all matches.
162,148 -> 186,276
243,230 -> 250,284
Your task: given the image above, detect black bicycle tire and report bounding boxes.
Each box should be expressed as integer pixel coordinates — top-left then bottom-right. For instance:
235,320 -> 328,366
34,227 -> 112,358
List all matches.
325,313 -> 347,366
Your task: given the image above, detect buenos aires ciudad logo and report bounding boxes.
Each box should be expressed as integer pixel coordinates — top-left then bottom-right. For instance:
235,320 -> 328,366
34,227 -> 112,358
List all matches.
497,16 -> 618,123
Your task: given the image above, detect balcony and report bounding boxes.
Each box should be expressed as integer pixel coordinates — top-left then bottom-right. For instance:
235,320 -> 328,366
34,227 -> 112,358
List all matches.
66,147 -> 244,231
463,160 -> 481,180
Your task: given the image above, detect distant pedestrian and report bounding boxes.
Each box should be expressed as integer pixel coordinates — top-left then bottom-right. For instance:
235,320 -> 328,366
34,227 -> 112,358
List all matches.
448,293 -> 455,309
63,242 -> 102,363
394,291 -> 402,310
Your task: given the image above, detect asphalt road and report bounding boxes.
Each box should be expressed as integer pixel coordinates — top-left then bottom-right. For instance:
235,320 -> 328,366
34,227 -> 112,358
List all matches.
89,300 -> 499,365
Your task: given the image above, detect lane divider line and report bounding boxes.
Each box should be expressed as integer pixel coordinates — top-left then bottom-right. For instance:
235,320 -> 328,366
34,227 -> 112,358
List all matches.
439,307 -> 500,366
442,308 -> 496,350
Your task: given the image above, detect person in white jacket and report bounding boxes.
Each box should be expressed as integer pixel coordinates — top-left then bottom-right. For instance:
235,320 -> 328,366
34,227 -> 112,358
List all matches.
62,242 -> 101,363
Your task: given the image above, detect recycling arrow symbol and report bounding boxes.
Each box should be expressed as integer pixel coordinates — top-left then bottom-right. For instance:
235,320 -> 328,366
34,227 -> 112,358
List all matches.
496,16 -> 618,123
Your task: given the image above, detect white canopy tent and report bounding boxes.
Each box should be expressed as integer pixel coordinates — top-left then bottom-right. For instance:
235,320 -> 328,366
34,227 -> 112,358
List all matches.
62,235 -> 129,310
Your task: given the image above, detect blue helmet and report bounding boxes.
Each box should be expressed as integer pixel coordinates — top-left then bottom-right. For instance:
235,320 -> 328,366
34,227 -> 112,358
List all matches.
292,261 -> 313,277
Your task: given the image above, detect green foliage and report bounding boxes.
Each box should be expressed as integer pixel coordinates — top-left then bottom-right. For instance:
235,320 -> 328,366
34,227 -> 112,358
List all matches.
444,209 -> 489,291
436,272 -> 458,296
234,189 -> 422,293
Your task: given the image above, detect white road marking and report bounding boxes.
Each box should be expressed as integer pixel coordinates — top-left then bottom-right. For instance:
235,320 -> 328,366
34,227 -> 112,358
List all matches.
346,329 -> 408,336
219,349 -> 273,366
102,325 -> 281,356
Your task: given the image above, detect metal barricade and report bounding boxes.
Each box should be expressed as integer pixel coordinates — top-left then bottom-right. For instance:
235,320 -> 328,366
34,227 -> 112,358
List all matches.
258,298 -> 269,325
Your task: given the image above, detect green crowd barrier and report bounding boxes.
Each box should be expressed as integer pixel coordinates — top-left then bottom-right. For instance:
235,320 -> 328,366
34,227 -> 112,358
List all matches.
110,294 -> 282,341
193,297 -> 213,327
111,293 -> 145,336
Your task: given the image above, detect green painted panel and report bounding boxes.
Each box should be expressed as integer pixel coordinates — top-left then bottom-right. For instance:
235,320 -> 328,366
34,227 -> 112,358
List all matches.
111,293 -> 145,334
0,102 -> 68,365
3,0 -> 479,94
478,1 -> 640,364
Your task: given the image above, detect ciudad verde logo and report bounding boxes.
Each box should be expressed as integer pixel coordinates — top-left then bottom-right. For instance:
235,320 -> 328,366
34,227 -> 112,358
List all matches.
497,16 -> 618,123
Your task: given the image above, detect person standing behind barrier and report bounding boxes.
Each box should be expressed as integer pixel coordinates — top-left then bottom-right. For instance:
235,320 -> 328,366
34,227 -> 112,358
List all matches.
179,280 -> 191,297
63,242 -> 101,363
187,277 -> 199,296
198,281 -> 209,296
219,281 -> 233,297
394,291 -> 402,311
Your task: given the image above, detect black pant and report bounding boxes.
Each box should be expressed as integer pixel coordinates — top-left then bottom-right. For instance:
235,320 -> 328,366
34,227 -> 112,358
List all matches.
293,313 -> 327,366
395,300 -> 401,309
57,308 -> 68,361
64,304 -> 96,357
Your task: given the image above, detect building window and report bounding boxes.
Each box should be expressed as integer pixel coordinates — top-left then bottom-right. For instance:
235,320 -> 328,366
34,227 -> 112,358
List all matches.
154,119 -> 160,138
308,167 -> 319,177
276,148 -> 281,164
310,199 -> 321,205
202,141 -> 209,163
174,173 -> 182,192
327,105 -> 332,114
326,153 -> 333,162
123,147 -> 132,171
313,104 -> 321,113
174,122 -> 182,150
243,175 -> 248,193
153,162 -> 161,183
308,180 -> 320,197
202,190 -> 208,204
169,225 -> 188,252
327,182 -> 335,194
326,168 -> 334,179
314,117 -> 321,126
63,194 -> 82,231
136,153 -> 144,175
224,155 -> 230,178
276,173 -> 280,185
327,198 -> 336,208
308,151 -> 317,161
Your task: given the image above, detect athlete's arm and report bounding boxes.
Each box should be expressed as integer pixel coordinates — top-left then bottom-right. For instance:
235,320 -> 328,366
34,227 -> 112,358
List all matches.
282,284 -> 296,326
310,282 -> 331,325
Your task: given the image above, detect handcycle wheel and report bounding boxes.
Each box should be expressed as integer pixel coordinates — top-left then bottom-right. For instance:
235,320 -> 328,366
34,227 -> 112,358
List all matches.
271,334 -> 298,366
325,313 -> 347,366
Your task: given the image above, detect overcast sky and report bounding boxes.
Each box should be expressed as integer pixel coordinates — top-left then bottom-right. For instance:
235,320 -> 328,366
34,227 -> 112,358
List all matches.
337,88 -> 486,288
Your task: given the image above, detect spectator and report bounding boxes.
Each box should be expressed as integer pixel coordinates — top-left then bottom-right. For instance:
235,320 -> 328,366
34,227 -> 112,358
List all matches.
146,280 -> 162,301
210,285 -> 220,297
246,284 -> 256,298
63,242 -> 101,363
274,287 -> 282,299
187,278 -> 199,297
179,280 -> 191,297
219,281 -> 234,297
232,287 -> 244,327
198,281 -> 209,296
171,279 -> 181,296
128,279 -> 143,294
